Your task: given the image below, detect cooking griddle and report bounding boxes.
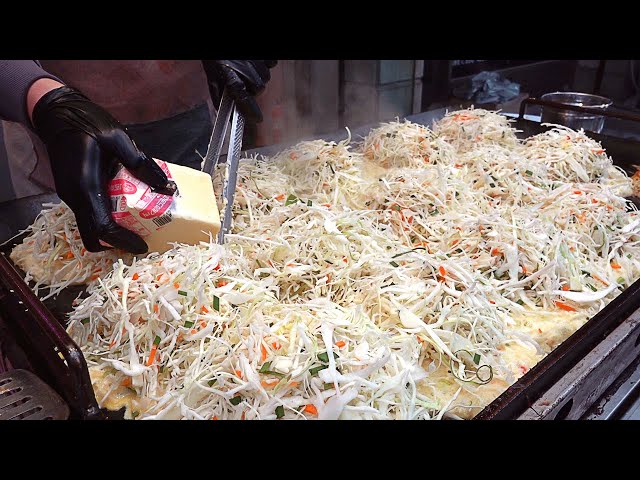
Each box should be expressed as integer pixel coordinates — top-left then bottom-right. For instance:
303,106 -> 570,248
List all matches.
1,114 -> 639,420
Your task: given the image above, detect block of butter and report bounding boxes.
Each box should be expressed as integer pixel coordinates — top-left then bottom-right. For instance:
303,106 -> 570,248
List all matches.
108,159 -> 220,253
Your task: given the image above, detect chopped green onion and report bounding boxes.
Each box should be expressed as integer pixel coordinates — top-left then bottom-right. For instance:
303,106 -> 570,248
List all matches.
390,261 -> 399,267
309,365 -> 328,376
275,405 -> 284,419
80,318 -> 89,325
285,194 -> 298,206
229,396 -> 242,406
208,379 -> 217,387
317,351 -> 339,363
587,283 -> 597,292
132,411 -> 140,419
153,335 -> 161,345
307,200 -> 312,206
473,353 -> 481,365
617,277 -> 625,284
178,290 -> 188,296
184,321 -> 194,328
525,170 -> 533,175
259,361 -> 272,373
213,295 -> 220,311
516,299 -> 524,305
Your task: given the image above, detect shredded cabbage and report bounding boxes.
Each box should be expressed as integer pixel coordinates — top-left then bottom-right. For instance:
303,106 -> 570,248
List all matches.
14,109 -> 640,420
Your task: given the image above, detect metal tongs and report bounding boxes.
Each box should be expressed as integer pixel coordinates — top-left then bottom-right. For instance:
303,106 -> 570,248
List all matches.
202,89 -> 244,244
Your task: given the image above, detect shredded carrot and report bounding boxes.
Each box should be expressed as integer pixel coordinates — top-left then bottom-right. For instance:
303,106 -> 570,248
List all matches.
213,263 -> 221,271
606,205 -> 614,211
489,300 -> 496,305
438,265 -> 446,277
416,336 -> 425,344
491,247 -> 501,256
173,282 -> 180,289
538,328 -> 543,334
611,262 -> 622,269
200,321 -> 207,329
132,273 -> 139,281
592,149 -> 605,154
555,301 -> 577,312
303,404 -> 318,415
342,256 -> 348,263
261,380 -> 278,388
454,163 -> 463,168
241,412 -> 246,420
451,239 -> 460,246
326,273 -> 331,283
200,305 -> 209,314
322,203 -> 331,208
235,370 -> 242,378
177,333 -> 183,342
522,265 -> 528,275
146,344 -> 158,366
261,344 -> 267,362
335,341 -> 346,348
272,342 -> 281,350
64,251 -> 74,259
90,274 -> 100,281
288,381 -> 300,388
212,416 -> 219,420
286,263 -> 295,267
592,198 -> 599,204
592,273 -> 609,286
275,194 -> 285,201
562,285 -> 570,291
153,304 -> 159,314
289,152 -> 297,160
121,377 -> 132,387
191,329 -> 197,335
573,190 -> 582,195
217,280 -> 228,287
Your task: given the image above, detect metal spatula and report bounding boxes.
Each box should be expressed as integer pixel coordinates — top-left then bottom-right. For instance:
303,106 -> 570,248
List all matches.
0,369 -> 69,420
201,89 -> 245,244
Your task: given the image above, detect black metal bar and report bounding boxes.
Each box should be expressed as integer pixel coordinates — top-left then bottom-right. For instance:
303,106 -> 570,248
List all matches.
0,253 -> 103,419
519,97 -> 640,124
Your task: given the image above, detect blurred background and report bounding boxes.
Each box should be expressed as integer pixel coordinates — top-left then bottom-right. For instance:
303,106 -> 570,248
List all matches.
253,59 -> 640,147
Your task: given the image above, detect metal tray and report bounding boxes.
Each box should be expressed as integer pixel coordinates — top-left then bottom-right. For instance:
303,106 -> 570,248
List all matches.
1,115 -> 639,420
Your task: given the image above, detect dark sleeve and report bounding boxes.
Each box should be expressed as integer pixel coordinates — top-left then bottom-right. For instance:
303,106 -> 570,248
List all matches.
0,60 -> 62,126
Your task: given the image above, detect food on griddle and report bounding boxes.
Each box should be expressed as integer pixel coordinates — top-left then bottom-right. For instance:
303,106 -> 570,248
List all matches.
9,203 -> 132,300
432,108 -> 520,153
14,109 -> 640,419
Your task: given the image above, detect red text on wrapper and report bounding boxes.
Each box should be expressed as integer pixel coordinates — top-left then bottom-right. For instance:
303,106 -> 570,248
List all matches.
107,160 -> 175,238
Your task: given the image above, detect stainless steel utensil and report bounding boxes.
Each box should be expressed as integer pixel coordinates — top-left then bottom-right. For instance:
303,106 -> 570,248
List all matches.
201,89 -> 245,244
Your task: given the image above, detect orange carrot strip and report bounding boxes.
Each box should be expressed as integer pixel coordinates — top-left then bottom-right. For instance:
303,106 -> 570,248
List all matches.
146,345 -> 158,366
335,341 -> 346,348
438,265 -> 446,277
132,273 -> 140,281
261,344 -> 267,362
303,404 -> 318,415
555,301 -> 577,312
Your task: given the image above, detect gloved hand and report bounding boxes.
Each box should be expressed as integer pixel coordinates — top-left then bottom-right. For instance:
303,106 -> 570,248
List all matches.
202,60 -> 278,123
32,86 -> 170,254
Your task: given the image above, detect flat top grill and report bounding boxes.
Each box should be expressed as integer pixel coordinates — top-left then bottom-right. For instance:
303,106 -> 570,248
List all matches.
1,109 -> 639,420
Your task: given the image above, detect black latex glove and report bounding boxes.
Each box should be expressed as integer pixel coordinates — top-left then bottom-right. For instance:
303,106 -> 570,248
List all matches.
32,86 -> 170,254
202,60 -> 278,123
